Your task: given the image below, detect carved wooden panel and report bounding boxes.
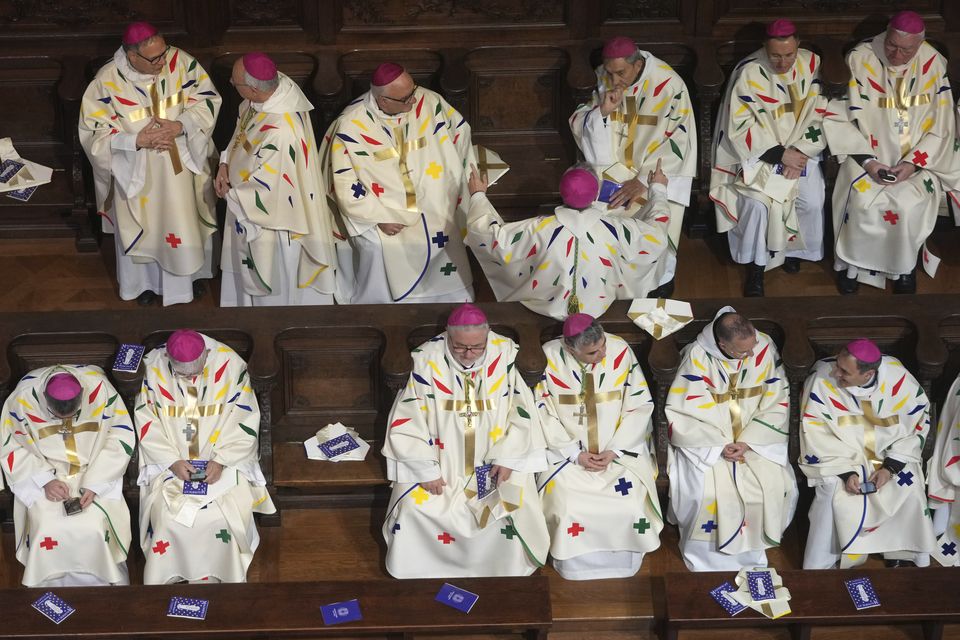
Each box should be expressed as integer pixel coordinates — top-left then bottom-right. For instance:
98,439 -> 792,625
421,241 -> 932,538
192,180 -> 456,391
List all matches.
806,318 -> 918,368
339,49 -> 443,98
275,328 -> 385,442
0,0 -> 185,37
340,0 -> 564,31
602,0 -> 682,22
7,333 -> 119,381
141,330 -> 254,361
0,58 -> 62,144
229,0 -> 303,28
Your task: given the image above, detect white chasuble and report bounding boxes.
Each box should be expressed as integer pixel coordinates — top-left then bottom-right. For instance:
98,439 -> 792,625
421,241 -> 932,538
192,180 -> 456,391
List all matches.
1,366 -> 134,587
466,186 -> 670,321
221,73 -> 337,306
824,36 -> 960,286
79,48 -> 221,301
570,52 -> 697,282
799,357 -> 936,568
381,331 -> 550,578
535,334 -> 662,579
320,89 -> 475,302
665,311 -> 796,571
711,48 -> 828,268
136,336 -> 275,584
928,375 -> 960,566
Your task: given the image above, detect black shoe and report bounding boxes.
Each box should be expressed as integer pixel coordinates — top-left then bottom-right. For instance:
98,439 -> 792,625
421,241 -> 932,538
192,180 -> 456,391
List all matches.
744,264 -> 764,297
648,278 -> 675,299
192,280 -> 206,300
892,270 -> 916,294
837,271 -> 859,295
782,257 -> 801,274
136,290 -> 157,306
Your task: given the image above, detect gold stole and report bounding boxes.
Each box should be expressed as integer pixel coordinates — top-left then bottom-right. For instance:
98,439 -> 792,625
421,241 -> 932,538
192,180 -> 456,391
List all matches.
558,366 -> 623,453
228,106 -> 257,166
127,82 -> 185,174
440,377 -> 494,476
609,94 -> 659,170
166,384 -> 224,459
878,74 -> 931,156
37,418 -> 100,476
373,125 -> 426,213
837,399 -> 898,469
709,366 -> 764,440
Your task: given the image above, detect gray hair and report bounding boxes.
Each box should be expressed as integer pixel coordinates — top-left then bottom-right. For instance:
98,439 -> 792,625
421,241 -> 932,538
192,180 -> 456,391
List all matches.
122,34 -> 161,53
245,70 -> 279,92
715,312 -> 755,343
888,27 -> 926,40
840,347 -> 881,375
563,321 -> 605,350
624,48 -> 643,65
447,322 -> 489,333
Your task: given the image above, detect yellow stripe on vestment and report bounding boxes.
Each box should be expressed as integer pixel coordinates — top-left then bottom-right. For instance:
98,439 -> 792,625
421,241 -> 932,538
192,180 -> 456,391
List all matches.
892,396 -> 908,412
614,370 -> 629,387
350,119 -> 369,132
535,216 -> 555,232
669,387 -> 685,394
214,386 -> 228,400
17,398 -> 33,410
151,367 -> 167,385
538,261 -> 551,271
488,374 -> 506,394
262,163 -> 278,175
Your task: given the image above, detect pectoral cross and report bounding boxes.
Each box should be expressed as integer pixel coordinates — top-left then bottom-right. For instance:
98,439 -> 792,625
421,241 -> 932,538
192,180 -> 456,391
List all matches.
573,403 -> 588,426
894,115 -> 909,134
609,95 -> 659,170
182,424 -> 197,441
708,367 -> 764,440
230,107 -> 257,160
144,82 -> 184,174
38,417 -> 100,477
556,368 -> 622,454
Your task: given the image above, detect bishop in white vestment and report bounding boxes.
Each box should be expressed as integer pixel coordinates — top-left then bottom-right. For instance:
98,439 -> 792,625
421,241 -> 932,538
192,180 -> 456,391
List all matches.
1,368 -> 133,587
536,314 -> 662,579
928,373 -> 960,566
136,330 -> 276,584
382,304 -> 550,578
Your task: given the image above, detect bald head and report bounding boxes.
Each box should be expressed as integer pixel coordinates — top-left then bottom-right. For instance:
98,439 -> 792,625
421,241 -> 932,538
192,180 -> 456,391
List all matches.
715,312 -> 758,361
374,71 -> 417,115
230,57 -> 278,102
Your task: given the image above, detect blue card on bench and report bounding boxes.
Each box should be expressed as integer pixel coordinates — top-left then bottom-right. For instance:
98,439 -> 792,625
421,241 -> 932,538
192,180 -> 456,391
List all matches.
436,583 -> 479,613
709,582 -> 745,616
747,570 -> 775,601
167,596 -> 208,620
113,343 -> 145,373
32,592 -> 75,624
321,599 -> 362,625
845,577 -> 880,610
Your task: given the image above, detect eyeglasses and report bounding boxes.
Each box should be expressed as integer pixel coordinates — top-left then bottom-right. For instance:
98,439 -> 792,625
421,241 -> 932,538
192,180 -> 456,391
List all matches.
381,86 -> 418,105
135,45 -> 171,65
450,344 -> 486,355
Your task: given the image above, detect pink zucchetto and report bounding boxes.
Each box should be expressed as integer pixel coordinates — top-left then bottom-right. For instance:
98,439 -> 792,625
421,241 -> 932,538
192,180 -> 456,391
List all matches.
563,313 -> 595,338
846,338 -> 882,363
766,19 -> 796,38
122,21 -> 158,46
890,10 -> 925,35
560,168 -> 599,209
166,329 -> 206,363
372,62 -> 405,87
46,373 -> 82,401
242,52 -> 277,81
602,36 -> 637,60
447,303 -> 487,327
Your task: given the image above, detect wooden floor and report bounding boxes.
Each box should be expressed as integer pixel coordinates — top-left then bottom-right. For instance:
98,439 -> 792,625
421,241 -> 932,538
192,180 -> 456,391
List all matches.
2,226 -> 959,312
0,232 -> 959,638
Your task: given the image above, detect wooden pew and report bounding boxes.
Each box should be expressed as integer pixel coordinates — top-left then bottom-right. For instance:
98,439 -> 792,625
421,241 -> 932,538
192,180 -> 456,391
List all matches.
663,567 -> 960,640
0,576 -> 552,639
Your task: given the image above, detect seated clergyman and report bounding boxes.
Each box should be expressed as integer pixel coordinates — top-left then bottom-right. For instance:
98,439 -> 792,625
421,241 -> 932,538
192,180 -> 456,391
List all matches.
536,313 -> 663,579
1,367 -> 134,586
136,329 -> 276,583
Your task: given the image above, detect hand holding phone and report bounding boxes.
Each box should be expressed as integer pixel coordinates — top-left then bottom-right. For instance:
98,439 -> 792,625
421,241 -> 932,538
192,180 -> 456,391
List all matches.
877,169 -> 897,183
859,480 -> 877,494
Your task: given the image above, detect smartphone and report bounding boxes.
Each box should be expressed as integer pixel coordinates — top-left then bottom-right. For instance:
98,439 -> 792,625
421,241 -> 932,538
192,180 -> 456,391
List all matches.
877,169 -> 897,183
189,470 -> 207,482
63,497 -> 83,516
859,480 -> 877,494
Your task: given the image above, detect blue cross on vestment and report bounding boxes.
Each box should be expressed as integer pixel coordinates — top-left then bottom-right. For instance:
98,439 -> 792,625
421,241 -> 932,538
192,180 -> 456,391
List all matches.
897,471 -> 914,486
392,523 -> 400,534
701,520 -> 717,533
351,181 -> 366,199
804,455 -> 819,464
432,231 -> 450,248
943,542 -> 957,556
613,477 -> 633,496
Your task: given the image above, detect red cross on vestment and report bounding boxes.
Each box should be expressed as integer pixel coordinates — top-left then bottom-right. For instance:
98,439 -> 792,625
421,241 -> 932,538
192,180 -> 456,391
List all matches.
912,151 -> 929,167
567,522 -> 584,537
371,182 -> 384,197
165,233 -> 182,248
39,536 -> 58,550
152,540 -> 170,555
883,210 -> 899,225
437,531 -> 455,544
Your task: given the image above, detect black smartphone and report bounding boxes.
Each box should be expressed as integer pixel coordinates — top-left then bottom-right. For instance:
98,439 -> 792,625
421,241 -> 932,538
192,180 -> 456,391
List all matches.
859,480 -> 877,494
877,169 -> 897,183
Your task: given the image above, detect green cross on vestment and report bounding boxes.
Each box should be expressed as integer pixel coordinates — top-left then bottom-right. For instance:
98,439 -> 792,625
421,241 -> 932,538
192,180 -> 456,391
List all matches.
440,262 -> 457,276
924,178 -> 935,193
216,529 -> 232,543
804,126 -> 822,143
501,524 -> 517,540
633,518 -> 650,534
241,257 -> 255,270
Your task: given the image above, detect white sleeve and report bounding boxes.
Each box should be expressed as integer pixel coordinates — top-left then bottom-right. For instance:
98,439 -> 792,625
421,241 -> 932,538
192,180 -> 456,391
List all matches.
109,132 -> 148,199
386,457 -> 440,483
581,108 -> 615,167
